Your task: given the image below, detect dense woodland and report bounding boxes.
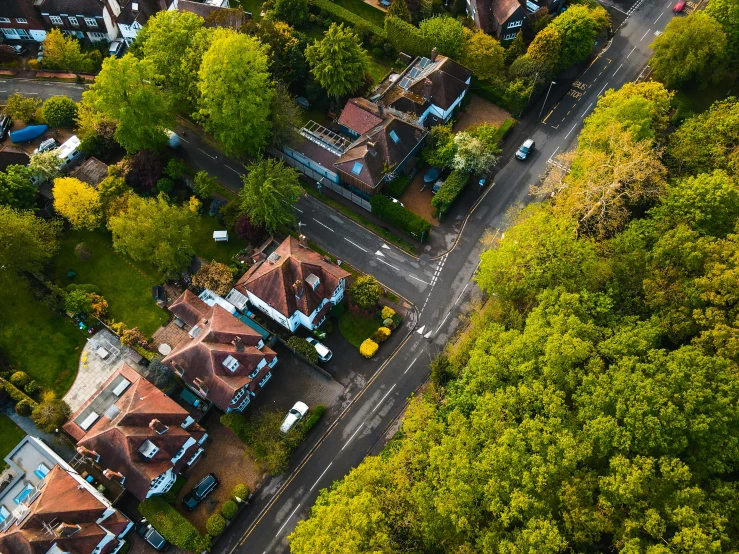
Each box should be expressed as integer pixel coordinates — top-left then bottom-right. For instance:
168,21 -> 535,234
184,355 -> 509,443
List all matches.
289,4 -> 739,553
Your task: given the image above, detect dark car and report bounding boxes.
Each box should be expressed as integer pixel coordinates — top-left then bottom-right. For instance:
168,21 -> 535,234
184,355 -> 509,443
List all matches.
182,473 -> 218,510
0,115 -> 12,140
136,518 -> 169,551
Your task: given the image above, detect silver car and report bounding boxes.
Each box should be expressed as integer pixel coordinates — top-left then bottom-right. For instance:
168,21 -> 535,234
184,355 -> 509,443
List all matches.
515,139 -> 535,161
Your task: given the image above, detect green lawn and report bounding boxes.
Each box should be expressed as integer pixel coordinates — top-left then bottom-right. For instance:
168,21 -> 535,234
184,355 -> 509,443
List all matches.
191,215 -> 248,265
0,415 -> 25,471
368,58 -> 391,85
53,229 -> 168,337
338,311 -> 381,348
0,284 -> 85,395
330,0 -> 386,28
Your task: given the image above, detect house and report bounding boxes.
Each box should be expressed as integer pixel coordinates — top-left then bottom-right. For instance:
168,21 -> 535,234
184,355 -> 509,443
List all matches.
35,0 -> 116,42
373,48 -> 473,127
0,1 -> 47,42
233,236 -> 351,333
337,98 -> 384,139
469,0 -> 564,40
162,290 -> 278,413
113,0 -> 171,45
334,115 -> 427,196
63,364 -> 208,502
0,436 -> 133,554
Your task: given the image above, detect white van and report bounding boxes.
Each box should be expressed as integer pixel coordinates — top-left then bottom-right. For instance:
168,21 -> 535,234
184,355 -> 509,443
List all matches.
56,135 -> 83,172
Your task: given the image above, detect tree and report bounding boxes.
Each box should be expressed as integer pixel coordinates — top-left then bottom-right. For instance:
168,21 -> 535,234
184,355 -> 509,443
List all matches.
306,24 -> 370,100
4,93 -> 41,123
31,392 -> 71,433
505,31 -> 526,65
146,358 -> 175,390
97,175 -> 130,211
271,0 -> 309,28
650,12 -> 728,89
198,29 -> 274,156
127,149 -> 165,191
421,124 -> 456,168
256,21 -> 309,87
387,0 -> 412,22
65,289 -> 93,314
192,260 -> 234,295
451,128 -> 501,175
0,165 -> 36,210
239,158 -> 302,233
29,151 -> 62,184
548,4 -> 603,70
705,0 -> 739,64
235,214 -> 265,243
269,84 -> 301,149
193,170 -> 217,199
419,16 -> 465,58
0,206 -> 60,280
52,177 -> 103,230
41,29 -> 85,72
459,29 -> 505,82
349,275 -> 383,310
41,95 -> 78,128
108,193 -> 197,277
138,10 -> 213,114
76,105 -> 118,159
82,54 -> 174,153
525,25 -> 562,75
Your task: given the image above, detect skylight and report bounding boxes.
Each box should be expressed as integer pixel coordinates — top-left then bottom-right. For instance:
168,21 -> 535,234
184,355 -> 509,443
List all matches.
352,161 -> 363,175
389,130 -> 400,144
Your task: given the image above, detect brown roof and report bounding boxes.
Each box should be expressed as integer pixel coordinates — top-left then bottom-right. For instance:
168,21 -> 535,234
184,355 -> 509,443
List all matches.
334,116 -> 426,189
170,290 -> 211,327
337,98 -> 383,136
0,465 -> 131,554
70,157 -> 108,189
63,364 -> 206,501
493,0 -> 523,27
162,298 -> 277,412
235,236 -> 350,319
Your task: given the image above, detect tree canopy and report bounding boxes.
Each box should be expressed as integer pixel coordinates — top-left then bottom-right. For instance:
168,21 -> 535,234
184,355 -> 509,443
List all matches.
41,96 -> 78,128
705,0 -> 739,64
52,177 -> 103,230
306,24 -> 370,100
239,158 -> 302,234
419,16 -> 465,58
0,165 -> 36,210
459,29 -> 505,82
0,206 -> 61,280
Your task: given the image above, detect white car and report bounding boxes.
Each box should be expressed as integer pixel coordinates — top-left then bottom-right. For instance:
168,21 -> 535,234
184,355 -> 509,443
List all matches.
306,337 -> 332,362
280,401 -> 309,433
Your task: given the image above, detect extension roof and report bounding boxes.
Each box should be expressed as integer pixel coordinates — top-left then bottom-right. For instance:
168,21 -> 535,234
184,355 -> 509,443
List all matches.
337,98 -> 384,136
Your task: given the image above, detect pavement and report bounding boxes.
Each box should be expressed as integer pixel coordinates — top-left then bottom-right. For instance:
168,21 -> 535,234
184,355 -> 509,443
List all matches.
1,2 -> 680,550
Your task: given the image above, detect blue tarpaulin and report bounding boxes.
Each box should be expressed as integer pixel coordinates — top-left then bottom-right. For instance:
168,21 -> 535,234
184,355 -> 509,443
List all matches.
10,125 -> 48,143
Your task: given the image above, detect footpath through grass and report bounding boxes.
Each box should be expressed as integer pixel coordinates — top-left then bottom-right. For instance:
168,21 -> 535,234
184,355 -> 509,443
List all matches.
0,284 -> 84,395
0,415 -> 26,471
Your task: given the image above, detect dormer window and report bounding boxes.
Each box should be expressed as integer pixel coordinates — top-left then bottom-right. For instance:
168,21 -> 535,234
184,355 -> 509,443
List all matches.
223,355 -> 239,372
305,273 -> 320,290
139,440 -> 159,459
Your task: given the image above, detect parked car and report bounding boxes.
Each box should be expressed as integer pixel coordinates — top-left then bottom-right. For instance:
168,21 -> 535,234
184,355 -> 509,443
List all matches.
137,518 -> 169,551
182,473 -> 219,510
515,139 -> 535,161
306,337 -> 332,362
0,115 -> 12,140
424,167 -> 440,183
33,138 -> 59,155
432,179 -> 444,194
10,45 -> 27,55
108,39 -> 125,57
281,401 -> 310,433
673,0 -> 686,12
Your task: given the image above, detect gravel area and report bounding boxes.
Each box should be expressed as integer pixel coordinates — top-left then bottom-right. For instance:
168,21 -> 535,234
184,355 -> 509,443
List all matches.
453,94 -> 512,132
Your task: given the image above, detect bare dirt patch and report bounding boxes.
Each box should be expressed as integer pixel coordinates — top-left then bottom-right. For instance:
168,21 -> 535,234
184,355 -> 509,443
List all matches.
454,94 -> 512,132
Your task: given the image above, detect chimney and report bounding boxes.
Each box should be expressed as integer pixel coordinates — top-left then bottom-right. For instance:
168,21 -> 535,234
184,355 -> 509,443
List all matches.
193,378 -> 209,394
200,318 -> 209,327
149,418 -> 168,434
430,47 -> 438,62
377,104 -> 384,117
76,446 -> 99,461
424,78 -> 433,99
131,2 -> 139,13
103,469 -> 125,484
367,141 -> 377,156
232,336 -> 245,352
55,523 -> 81,538
294,280 -> 304,299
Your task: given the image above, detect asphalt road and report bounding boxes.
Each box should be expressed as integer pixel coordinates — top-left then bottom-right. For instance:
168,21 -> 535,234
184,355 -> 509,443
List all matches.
0,78 -> 87,101
2,2 -> 678,550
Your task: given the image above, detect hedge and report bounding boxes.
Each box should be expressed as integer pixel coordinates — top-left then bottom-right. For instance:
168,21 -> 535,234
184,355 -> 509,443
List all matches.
384,16 -> 431,58
139,497 -> 201,551
232,483 -> 250,502
0,377 -> 39,410
206,513 -> 226,536
383,175 -> 411,198
310,0 -> 384,37
287,336 -> 320,365
370,194 -> 431,241
221,412 -> 249,443
431,169 -> 470,217
303,404 -> 326,433
221,500 -> 239,520
360,339 -> 379,358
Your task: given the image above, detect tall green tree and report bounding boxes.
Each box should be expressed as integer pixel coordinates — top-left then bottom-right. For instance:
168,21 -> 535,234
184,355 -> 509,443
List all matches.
524,25 -> 562,75
198,29 -> 274,156
0,206 -> 61,280
306,24 -> 370,100
239,158 -> 302,233
459,29 -> 505,82
0,165 -> 36,210
41,28 -> 86,72
270,0 -> 310,28
41,96 -> 78,128
387,0 -> 412,23
705,0 -> 739,64
108,193 -> 196,277
81,54 -> 174,153
548,4 -> 604,70
419,16 -> 465,58
650,12 -> 728,89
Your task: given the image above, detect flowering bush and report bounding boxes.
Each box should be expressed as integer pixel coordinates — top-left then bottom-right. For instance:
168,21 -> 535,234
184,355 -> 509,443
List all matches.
360,339 -> 379,358
372,327 -> 391,343
380,306 -> 396,320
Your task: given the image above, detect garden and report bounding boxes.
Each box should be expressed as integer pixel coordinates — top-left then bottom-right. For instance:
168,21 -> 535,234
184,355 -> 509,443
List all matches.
0,415 -> 26,471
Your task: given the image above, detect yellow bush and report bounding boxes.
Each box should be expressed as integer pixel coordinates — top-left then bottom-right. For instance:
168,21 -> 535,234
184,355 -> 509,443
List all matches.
381,306 -> 396,320
360,339 -> 379,359
372,327 -> 391,343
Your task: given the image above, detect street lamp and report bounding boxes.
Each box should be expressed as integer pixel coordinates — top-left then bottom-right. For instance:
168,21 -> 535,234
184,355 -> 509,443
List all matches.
539,81 -> 557,119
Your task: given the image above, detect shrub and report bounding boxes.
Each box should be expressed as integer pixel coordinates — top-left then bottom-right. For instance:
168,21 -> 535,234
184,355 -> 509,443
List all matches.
28,58 -> 40,70
381,306 -> 396,320
383,175 -> 411,199
303,404 -> 326,432
74,242 -> 92,260
384,15 -> 430,57
235,214 -> 265,244
287,336 -> 320,364
65,289 -> 92,315
349,275 -> 383,310
139,497 -> 202,550
221,412 -> 249,442
372,326 -> 391,343
360,339 -> 379,358
431,169 -> 470,217
370,194 -> 431,241
4,93 -> 42,122
310,0 -> 384,36
155,177 -> 175,195
330,302 -> 346,318
206,513 -> 226,536
41,96 -> 78,128
31,392 -> 71,433
232,483 -> 250,502
10,371 -> 30,388
193,170 -> 218,199
1,377 -> 38,409
15,398 -> 33,416
383,317 -> 395,329
221,500 -> 239,520
24,380 -> 39,395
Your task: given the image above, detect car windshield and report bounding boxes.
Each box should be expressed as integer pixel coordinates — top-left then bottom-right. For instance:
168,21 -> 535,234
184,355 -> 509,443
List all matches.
520,146 -> 529,153
290,409 -> 301,417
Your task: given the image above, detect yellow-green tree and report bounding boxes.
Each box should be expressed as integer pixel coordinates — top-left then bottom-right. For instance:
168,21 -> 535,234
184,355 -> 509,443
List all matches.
41,28 -> 85,72
459,29 -> 505,82
52,177 -> 103,230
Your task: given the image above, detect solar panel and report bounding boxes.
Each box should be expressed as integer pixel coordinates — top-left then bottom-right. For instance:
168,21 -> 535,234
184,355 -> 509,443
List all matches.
399,77 -> 411,90
409,67 -> 422,79
418,57 -> 431,68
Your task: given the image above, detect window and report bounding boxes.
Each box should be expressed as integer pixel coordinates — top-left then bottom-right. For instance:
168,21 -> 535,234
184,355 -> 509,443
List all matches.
84,17 -> 98,27
16,18 -> 27,24
49,16 -> 63,25
89,32 -> 108,40
1,29 -> 17,38
16,29 -> 29,39
351,161 -> 363,175
389,130 -> 400,144
508,19 -> 524,29
503,33 -> 518,41
68,16 -> 78,26
222,355 -> 239,372
0,18 -> 10,24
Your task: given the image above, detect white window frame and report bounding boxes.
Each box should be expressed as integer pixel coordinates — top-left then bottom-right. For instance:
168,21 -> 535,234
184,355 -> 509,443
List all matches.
503,32 -> 518,41
1,28 -> 17,38
0,18 -> 10,24
508,19 -> 523,29
16,28 -> 29,39
88,32 -> 108,40
84,17 -> 98,27
16,18 -> 27,24
68,16 -> 79,26
49,15 -> 63,25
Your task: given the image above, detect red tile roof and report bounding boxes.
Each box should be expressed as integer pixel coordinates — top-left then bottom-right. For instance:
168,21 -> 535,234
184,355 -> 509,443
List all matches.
235,236 -> 350,319
337,98 -> 384,136
63,364 -> 206,501
169,289 -> 211,327
162,297 -> 277,412
0,465 -> 131,554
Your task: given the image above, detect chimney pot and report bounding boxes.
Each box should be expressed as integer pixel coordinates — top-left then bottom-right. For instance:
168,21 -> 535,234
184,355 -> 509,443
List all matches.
430,47 -> 438,62
231,336 -> 245,352
103,469 -> 125,484
294,280 -> 304,299
76,446 -> 99,459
